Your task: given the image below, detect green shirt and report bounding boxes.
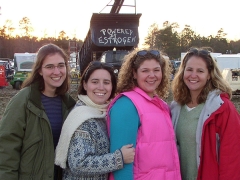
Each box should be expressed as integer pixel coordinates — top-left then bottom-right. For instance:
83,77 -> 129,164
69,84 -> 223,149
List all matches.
176,104 -> 204,180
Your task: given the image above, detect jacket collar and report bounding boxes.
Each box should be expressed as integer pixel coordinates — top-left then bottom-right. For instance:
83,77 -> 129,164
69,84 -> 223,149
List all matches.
133,87 -> 158,101
29,82 -> 44,109
29,82 -> 75,110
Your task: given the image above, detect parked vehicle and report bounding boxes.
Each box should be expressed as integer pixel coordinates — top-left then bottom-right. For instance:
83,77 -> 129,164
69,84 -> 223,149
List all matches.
216,54 -> 240,72
70,65 -> 81,84
10,53 -> 37,90
0,58 -> 14,79
0,58 -> 13,68
100,50 -> 129,76
170,60 -> 181,75
222,68 -> 240,95
181,52 -> 222,62
78,12 -> 141,76
0,60 -> 8,88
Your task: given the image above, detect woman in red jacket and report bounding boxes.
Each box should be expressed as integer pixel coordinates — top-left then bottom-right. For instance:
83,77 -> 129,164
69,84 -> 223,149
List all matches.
171,47 -> 240,180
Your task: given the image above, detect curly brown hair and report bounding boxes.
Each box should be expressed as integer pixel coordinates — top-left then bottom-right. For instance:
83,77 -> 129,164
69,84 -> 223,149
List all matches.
117,48 -> 171,99
172,47 -> 232,105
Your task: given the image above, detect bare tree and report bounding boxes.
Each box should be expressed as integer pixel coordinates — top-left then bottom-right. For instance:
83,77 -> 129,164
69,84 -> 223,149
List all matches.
216,28 -> 227,39
4,20 -> 15,37
19,17 -> 34,37
144,23 -> 159,48
58,30 -> 67,40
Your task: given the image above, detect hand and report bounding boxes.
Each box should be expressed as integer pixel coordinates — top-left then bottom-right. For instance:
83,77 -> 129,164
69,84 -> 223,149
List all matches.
120,144 -> 135,164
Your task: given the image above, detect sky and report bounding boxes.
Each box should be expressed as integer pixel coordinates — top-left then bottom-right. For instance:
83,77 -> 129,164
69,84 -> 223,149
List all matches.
0,0 -> 240,47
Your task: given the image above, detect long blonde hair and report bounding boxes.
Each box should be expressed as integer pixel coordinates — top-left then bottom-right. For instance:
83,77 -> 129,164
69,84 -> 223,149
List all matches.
172,47 -> 232,105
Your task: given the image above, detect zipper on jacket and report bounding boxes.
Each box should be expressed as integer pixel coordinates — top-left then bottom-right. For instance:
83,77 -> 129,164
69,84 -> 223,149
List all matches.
216,133 -> 220,163
30,116 -> 45,179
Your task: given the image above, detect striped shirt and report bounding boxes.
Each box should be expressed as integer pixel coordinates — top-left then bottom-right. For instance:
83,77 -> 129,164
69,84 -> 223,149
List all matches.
41,94 -> 63,149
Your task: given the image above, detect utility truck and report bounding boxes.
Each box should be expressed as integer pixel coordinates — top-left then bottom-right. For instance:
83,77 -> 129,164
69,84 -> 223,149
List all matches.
10,53 -> 37,90
78,0 -> 141,76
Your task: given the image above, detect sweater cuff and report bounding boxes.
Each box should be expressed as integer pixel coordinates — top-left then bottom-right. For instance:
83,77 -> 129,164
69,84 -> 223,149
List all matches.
114,149 -> 124,169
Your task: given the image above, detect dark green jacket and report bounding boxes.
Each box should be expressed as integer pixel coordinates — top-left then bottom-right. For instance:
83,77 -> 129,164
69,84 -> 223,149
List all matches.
0,83 -> 75,180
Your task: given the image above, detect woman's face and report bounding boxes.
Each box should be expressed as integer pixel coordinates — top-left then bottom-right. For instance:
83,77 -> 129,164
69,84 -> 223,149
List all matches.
39,53 -> 66,97
133,59 -> 162,97
84,69 -> 112,105
183,56 -> 210,97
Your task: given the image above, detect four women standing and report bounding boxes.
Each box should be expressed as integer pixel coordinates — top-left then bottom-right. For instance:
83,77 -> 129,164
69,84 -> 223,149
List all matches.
1,45 -> 239,180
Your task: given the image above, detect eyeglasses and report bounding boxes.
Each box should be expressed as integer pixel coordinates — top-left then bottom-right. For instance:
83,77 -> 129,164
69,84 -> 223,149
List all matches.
42,63 -> 66,70
187,48 -> 210,56
137,50 -> 160,58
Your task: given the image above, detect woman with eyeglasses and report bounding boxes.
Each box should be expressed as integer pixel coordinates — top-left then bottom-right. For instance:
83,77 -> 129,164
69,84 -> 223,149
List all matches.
171,47 -> 240,180
107,49 -> 181,180
0,43 -> 76,180
55,61 -> 135,180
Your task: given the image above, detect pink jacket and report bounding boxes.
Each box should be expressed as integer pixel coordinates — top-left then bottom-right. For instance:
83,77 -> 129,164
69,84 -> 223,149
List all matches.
108,87 -> 181,180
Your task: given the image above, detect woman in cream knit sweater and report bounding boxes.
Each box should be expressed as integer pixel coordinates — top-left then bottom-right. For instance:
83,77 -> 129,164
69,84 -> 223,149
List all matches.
55,61 -> 135,180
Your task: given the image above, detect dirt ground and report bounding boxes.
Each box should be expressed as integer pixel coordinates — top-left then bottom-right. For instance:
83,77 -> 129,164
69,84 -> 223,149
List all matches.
0,84 -> 79,120
0,83 -> 240,120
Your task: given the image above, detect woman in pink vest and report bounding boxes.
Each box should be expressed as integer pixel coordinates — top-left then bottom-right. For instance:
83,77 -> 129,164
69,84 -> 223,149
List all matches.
107,49 -> 181,180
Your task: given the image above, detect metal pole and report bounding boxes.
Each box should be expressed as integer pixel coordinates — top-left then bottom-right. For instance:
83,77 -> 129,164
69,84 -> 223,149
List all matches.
135,0 -> 136,14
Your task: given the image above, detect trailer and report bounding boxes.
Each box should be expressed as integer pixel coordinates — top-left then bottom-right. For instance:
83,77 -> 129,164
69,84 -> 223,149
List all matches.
216,54 -> 240,72
10,53 -> 37,90
181,52 -> 222,61
78,0 -> 141,76
79,13 -> 141,76
222,68 -> 240,94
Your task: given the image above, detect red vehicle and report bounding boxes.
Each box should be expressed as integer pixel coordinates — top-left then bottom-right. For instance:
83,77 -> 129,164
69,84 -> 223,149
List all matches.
0,60 -> 8,87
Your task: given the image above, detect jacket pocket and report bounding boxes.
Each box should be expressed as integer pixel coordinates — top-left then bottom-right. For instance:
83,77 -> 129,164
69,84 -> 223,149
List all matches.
19,136 -> 43,177
135,168 -> 166,180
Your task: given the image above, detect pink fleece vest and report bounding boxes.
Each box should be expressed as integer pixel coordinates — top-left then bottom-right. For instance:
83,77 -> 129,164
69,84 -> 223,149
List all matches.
107,87 -> 181,180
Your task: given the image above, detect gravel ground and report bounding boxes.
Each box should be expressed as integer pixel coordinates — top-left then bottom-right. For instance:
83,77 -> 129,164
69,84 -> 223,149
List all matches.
1,83 -> 240,120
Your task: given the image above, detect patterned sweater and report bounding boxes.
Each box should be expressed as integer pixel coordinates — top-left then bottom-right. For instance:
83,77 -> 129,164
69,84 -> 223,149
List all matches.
63,102 -> 123,180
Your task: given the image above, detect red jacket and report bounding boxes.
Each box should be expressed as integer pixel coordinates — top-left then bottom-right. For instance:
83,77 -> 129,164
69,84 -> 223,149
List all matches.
171,91 -> 240,180
198,93 -> 240,180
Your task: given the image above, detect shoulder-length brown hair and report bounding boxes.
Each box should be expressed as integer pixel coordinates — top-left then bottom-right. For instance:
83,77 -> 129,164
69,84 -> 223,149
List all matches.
21,43 -> 70,95
117,48 -> 171,99
172,47 -> 232,105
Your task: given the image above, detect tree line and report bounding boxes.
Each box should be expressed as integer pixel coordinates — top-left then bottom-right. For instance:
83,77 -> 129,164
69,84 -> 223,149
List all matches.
144,21 -> 240,60
1,17 -> 240,60
0,17 -> 83,59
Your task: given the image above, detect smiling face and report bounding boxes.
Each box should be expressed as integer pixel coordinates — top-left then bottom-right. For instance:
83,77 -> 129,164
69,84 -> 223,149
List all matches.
183,56 -> 210,97
39,53 -> 66,97
83,69 -> 112,105
133,59 -> 162,97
